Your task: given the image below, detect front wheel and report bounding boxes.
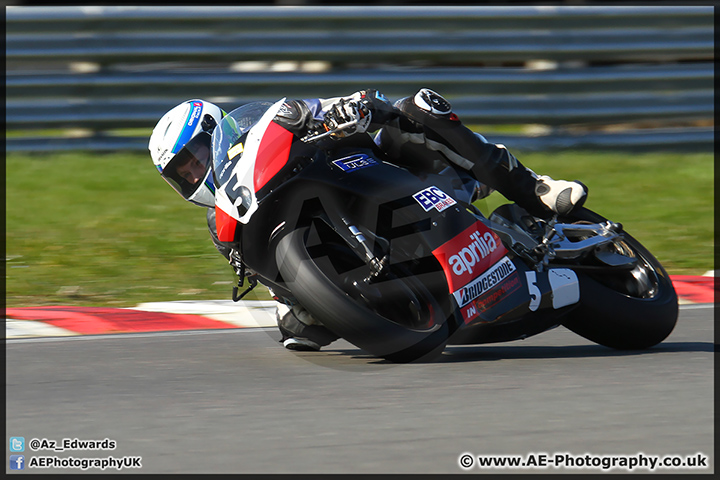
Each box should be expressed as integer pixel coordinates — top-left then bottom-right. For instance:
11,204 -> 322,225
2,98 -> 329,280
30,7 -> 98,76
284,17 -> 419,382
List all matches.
276,227 -> 453,362
560,208 -> 678,349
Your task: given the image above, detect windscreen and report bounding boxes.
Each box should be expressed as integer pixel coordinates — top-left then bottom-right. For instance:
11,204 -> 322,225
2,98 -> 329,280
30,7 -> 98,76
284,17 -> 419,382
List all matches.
211,101 -> 274,188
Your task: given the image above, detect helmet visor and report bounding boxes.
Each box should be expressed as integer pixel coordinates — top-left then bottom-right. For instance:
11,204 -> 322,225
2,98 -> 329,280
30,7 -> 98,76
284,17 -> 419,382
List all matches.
162,132 -> 213,200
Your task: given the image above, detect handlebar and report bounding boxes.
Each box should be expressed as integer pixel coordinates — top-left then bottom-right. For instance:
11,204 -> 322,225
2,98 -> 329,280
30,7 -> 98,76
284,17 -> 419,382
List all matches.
300,119 -> 360,143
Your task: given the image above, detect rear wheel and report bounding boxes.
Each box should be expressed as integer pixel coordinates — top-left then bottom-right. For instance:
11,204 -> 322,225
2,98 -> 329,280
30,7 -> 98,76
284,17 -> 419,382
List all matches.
560,208 -> 678,349
276,227 -> 453,362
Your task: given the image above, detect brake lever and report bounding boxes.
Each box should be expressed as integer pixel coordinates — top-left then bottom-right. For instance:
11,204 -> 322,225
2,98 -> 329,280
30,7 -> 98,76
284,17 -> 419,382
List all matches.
300,119 -> 359,143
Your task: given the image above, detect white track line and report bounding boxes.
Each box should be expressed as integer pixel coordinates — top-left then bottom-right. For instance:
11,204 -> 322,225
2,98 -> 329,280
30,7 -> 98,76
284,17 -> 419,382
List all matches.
5,303 -> 712,344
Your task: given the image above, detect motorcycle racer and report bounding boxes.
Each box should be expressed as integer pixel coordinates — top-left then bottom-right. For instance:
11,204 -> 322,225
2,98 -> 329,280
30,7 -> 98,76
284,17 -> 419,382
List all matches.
149,99 -> 224,208
149,89 -> 587,352
278,88 -> 587,219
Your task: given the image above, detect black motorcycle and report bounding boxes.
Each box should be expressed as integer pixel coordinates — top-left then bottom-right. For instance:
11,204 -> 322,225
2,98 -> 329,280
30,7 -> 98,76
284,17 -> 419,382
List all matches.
211,100 -> 677,363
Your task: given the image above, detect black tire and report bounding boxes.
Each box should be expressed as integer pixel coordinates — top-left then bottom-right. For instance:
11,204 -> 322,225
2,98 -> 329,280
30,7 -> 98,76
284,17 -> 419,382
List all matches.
560,208 -> 678,350
276,227 -> 452,362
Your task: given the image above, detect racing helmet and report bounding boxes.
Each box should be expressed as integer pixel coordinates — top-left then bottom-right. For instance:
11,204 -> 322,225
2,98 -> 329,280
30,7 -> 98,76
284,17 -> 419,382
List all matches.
149,99 -> 224,207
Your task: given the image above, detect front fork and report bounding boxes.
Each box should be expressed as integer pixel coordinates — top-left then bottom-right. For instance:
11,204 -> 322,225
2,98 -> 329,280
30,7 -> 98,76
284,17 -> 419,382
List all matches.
341,217 -> 390,282
310,212 -> 391,283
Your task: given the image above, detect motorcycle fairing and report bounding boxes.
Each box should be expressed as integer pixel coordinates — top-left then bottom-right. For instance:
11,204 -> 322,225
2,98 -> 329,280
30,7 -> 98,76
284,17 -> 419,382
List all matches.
454,255 -> 517,314
431,220 -> 508,292
331,153 -> 378,173
214,99 -> 287,231
431,219 -> 517,325
412,186 -> 457,213
253,121 -> 294,192
547,268 -> 580,309
458,268 -> 523,324
216,204 -> 239,243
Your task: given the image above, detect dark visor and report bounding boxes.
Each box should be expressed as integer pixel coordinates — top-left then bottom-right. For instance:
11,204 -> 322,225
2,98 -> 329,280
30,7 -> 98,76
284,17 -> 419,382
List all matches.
162,132 -> 212,199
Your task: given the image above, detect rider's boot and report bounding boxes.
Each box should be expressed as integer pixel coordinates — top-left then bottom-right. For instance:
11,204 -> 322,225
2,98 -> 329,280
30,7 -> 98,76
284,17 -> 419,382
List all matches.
390,88 -> 588,218
276,303 -> 339,351
534,175 -> 588,216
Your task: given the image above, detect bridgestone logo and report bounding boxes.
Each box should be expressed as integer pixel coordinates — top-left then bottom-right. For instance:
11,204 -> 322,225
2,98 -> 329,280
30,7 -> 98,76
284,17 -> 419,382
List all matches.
454,256 -> 516,307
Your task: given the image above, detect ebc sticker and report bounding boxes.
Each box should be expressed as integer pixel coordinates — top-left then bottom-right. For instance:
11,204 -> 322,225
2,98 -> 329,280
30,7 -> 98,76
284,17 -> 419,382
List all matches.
412,186 -> 456,212
332,154 -> 378,173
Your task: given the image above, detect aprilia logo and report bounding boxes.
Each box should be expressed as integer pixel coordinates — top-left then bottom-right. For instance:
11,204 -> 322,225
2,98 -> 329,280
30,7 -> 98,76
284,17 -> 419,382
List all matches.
432,221 -> 507,292
449,230 -> 499,276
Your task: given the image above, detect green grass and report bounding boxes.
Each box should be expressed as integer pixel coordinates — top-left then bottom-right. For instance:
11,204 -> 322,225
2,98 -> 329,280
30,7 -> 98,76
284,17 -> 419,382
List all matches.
5,150 -> 714,308
476,150 -> 714,275
5,151 -> 270,307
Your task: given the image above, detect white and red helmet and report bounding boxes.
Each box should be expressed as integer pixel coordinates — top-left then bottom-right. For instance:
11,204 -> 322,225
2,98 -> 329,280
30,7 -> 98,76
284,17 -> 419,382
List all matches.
149,99 -> 224,207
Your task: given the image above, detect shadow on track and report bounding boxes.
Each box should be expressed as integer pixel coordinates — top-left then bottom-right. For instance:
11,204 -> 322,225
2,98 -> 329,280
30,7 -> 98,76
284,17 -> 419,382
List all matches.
283,341 -> 714,369
435,341 -> 715,363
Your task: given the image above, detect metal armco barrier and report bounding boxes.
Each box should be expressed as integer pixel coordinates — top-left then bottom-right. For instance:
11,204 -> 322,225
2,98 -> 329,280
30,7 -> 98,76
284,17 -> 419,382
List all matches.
5,6 -> 714,152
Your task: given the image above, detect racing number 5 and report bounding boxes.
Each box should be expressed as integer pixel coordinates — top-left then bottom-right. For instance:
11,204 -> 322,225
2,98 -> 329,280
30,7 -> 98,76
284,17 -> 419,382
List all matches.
526,271 -> 541,311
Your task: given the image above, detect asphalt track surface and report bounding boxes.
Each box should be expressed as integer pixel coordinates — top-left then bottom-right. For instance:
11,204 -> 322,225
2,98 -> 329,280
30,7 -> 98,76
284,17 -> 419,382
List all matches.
6,304 -> 714,474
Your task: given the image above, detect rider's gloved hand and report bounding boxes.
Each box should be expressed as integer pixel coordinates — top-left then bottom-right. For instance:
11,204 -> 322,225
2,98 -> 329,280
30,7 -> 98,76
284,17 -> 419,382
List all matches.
323,99 -> 372,139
